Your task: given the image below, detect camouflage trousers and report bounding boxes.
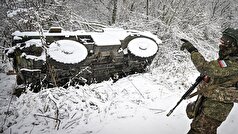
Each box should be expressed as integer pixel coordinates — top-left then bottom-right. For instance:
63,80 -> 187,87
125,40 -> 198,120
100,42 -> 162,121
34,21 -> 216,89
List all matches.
187,98 -> 233,134
187,112 -> 222,134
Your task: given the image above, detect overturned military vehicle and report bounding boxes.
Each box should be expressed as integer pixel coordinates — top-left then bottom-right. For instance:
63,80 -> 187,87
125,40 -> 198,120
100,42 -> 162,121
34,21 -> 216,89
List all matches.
7,27 -> 161,92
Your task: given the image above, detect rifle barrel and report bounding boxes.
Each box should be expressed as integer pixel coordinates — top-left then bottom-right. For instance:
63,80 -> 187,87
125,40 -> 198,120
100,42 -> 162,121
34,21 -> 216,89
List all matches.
166,74 -> 205,116
166,99 -> 182,116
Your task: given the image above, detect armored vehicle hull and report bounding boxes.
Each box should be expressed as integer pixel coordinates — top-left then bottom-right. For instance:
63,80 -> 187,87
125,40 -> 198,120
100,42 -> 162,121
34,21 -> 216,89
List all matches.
7,27 -> 161,92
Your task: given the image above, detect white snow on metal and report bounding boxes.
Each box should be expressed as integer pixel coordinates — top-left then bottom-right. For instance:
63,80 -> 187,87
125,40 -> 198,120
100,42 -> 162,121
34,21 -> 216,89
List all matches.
127,38 -> 158,58
90,32 -> 121,46
24,39 -> 43,47
12,27 -> 162,47
48,40 -> 88,64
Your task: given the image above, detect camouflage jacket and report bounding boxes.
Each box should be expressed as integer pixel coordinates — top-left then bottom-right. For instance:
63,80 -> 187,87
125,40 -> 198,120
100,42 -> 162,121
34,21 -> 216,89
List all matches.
190,51 -> 238,103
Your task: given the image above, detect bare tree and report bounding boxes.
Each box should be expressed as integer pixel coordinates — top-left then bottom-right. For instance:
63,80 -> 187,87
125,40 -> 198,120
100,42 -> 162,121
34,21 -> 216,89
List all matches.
111,0 -> 118,24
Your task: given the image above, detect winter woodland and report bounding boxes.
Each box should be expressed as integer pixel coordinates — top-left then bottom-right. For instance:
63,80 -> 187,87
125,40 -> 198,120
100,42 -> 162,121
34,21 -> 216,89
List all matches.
1,0 -> 238,134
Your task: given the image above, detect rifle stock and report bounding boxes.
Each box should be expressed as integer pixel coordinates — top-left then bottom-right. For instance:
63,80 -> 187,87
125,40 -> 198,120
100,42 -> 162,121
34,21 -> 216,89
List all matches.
166,74 -> 205,116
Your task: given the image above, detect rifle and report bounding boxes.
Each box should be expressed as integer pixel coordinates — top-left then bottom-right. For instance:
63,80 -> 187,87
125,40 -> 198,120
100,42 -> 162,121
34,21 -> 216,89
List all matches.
166,74 -> 205,116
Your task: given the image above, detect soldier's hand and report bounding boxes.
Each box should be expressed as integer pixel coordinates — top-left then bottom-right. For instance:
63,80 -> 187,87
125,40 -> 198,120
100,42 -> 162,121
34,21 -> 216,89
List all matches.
180,39 -> 198,53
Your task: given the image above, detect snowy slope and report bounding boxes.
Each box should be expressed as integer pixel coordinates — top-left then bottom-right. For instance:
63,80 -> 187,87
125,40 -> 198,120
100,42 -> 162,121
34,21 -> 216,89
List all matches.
1,28 -> 238,134
1,61 -> 238,134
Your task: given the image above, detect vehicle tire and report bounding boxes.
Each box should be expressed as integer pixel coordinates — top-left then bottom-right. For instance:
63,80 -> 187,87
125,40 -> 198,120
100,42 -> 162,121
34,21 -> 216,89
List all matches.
47,40 -> 88,68
127,37 -> 158,58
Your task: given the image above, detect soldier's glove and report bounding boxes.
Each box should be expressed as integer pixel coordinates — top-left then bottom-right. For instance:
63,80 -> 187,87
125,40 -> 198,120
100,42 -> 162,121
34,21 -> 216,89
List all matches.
180,39 -> 198,53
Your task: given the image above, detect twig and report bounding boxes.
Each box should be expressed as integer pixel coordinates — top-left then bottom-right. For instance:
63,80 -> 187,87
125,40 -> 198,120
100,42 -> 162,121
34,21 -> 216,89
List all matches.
47,63 -> 58,87
29,124 -> 35,134
105,83 -> 114,92
154,110 -> 166,114
34,11 -> 58,87
0,94 -> 14,133
127,78 -> 145,99
63,66 -> 91,87
48,96 -> 60,130
34,114 -> 61,130
34,114 -> 61,122
62,116 -> 83,129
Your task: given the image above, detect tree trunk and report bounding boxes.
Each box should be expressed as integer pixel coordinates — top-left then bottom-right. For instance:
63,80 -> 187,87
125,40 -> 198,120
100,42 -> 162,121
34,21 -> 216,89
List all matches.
111,0 -> 118,24
146,0 -> 149,20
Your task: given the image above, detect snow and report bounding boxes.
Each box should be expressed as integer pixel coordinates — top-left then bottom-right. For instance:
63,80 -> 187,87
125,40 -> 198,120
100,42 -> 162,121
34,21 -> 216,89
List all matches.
24,39 -> 43,48
7,39 -> 46,61
2,41 -> 238,134
7,8 -> 28,18
12,31 -> 24,36
136,31 -> 162,45
5,47 -> 15,56
11,28 -> 162,48
10,28 -> 162,63
1,28 -> 237,134
48,40 -> 88,64
13,36 -> 22,40
127,38 -> 158,57
21,51 -> 46,61
1,62 -> 238,134
20,68 -> 41,72
11,30 -> 86,37
91,33 -> 121,46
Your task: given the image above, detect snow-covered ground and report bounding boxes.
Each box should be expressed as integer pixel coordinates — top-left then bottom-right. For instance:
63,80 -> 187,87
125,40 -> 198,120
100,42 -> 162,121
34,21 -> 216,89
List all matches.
1,28 -> 238,133
1,60 -> 238,134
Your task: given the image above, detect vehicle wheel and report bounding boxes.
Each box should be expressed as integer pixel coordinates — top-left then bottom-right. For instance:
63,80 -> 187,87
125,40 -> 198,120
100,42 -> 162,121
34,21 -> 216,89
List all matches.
47,40 -> 88,67
127,37 -> 158,58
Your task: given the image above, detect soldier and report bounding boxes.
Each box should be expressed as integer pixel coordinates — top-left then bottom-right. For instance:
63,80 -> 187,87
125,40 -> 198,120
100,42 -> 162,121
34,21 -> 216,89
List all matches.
180,28 -> 238,134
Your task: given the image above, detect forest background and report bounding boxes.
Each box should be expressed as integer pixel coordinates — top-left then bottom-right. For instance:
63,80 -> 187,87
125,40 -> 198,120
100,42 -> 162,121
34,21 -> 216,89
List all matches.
0,0 -> 238,51
1,0 -> 238,133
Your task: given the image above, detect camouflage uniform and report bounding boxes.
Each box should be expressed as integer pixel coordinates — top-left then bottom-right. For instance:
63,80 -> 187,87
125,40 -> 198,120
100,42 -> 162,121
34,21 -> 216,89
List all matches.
181,28 -> 238,134
187,51 -> 238,134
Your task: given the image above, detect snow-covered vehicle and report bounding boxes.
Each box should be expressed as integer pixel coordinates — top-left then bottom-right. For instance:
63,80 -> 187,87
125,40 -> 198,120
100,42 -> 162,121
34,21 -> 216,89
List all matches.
7,27 -> 161,92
